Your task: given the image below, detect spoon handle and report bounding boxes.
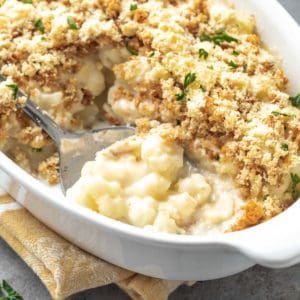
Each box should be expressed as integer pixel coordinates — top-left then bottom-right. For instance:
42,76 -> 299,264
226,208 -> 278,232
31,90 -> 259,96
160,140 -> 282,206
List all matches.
22,99 -> 65,145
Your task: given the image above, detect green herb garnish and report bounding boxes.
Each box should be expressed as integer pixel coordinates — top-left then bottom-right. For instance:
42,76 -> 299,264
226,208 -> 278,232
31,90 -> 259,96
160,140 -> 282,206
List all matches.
32,148 -> 42,153
34,19 -> 45,34
228,60 -> 238,70
176,92 -> 186,101
199,85 -> 206,92
289,94 -> 300,108
198,48 -> 208,60
207,65 -> 213,70
130,3 -> 138,11
199,33 -> 211,42
6,84 -> 18,99
19,0 -> 32,3
0,280 -> 23,300
281,143 -> 289,151
200,32 -> 239,46
183,73 -> 196,89
291,173 -> 300,200
67,16 -> 78,30
232,50 -> 240,56
176,73 -> 196,102
149,51 -> 155,57
212,32 -> 239,45
271,111 -> 295,118
125,41 -> 138,56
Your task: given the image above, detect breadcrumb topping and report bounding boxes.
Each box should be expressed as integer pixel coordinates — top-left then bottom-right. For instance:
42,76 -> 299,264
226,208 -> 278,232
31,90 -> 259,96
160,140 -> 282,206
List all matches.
0,0 -> 299,232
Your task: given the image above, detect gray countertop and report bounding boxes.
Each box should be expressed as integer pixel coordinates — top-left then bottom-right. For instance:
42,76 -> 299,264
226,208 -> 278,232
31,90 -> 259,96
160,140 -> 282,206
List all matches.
1,1 -> 300,299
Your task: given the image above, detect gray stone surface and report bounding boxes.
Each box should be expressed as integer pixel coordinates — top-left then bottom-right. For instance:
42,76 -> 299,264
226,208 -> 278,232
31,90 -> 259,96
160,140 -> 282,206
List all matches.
1,1 -> 300,299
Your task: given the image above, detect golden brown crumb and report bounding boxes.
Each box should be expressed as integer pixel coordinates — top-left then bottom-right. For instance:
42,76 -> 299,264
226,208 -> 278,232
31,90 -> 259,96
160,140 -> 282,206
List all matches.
0,0 -> 299,233
133,9 -> 149,23
97,0 -> 121,18
231,201 -> 265,231
38,154 -> 59,185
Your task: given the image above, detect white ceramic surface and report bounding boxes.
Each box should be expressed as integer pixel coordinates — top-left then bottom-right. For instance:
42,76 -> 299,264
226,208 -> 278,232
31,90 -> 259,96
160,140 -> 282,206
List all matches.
0,0 -> 300,281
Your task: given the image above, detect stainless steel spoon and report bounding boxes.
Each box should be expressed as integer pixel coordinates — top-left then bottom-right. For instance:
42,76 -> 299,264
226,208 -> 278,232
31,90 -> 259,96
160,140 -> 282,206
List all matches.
1,76 -> 134,194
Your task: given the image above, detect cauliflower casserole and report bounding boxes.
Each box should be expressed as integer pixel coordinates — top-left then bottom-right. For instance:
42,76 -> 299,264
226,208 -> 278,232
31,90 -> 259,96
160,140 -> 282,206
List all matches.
0,0 -> 299,235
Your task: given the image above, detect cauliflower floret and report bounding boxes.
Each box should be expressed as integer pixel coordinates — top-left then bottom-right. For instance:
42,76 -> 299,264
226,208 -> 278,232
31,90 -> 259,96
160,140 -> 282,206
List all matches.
151,211 -> 183,234
127,196 -> 158,227
97,195 -> 127,220
98,47 -> 130,69
163,193 -> 198,226
67,177 -> 122,211
34,91 -> 64,109
141,133 -> 184,179
88,154 -> 149,186
126,173 -> 171,200
176,174 -> 211,204
74,59 -> 105,97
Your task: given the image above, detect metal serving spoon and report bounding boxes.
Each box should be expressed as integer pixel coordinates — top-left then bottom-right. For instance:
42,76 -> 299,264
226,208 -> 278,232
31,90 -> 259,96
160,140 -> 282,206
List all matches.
1,75 -> 134,194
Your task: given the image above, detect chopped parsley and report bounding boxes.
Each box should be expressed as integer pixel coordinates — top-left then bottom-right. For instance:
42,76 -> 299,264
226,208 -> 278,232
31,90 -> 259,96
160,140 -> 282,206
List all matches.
67,16 -> 78,30
291,173 -> 300,200
18,0 -> 32,3
199,85 -> 206,92
228,60 -> 238,70
200,32 -> 239,46
6,84 -> 18,99
32,148 -> 42,153
289,94 -> 300,108
125,41 -> 138,56
281,143 -> 289,151
130,3 -> 138,11
34,19 -> 45,34
0,280 -> 23,300
176,92 -> 186,101
215,155 -> 220,161
207,65 -> 213,70
183,73 -> 196,89
199,33 -> 211,42
212,32 -> 239,45
232,50 -> 240,56
149,51 -> 155,57
263,194 -> 270,201
271,111 -> 295,118
176,73 -> 196,101
198,48 -> 208,60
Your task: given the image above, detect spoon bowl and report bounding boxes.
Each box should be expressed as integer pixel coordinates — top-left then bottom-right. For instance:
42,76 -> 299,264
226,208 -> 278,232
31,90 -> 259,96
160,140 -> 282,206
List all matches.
59,127 -> 134,193
24,97 -> 135,194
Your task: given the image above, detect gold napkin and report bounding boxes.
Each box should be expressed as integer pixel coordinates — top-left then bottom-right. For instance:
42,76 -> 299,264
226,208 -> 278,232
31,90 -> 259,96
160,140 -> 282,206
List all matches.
0,194 -> 185,300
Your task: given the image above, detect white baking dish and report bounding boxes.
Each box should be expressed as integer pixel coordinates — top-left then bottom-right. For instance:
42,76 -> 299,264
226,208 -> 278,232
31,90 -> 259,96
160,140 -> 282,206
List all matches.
1,0 -> 300,281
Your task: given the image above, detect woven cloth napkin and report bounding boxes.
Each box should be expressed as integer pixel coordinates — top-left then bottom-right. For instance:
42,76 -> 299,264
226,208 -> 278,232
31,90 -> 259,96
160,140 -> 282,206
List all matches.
0,192 -> 187,300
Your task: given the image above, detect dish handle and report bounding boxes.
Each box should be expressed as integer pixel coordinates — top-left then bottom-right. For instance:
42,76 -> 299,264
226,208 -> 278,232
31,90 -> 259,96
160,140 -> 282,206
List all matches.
226,201 -> 300,268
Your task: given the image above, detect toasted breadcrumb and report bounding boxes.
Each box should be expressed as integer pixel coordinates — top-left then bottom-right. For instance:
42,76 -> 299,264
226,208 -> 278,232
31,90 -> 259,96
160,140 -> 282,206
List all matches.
0,0 -> 299,232
38,153 -> 59,185
231,201 -> 265,231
